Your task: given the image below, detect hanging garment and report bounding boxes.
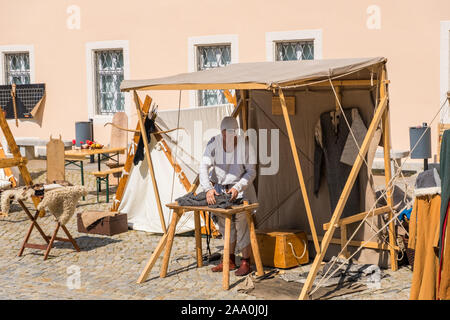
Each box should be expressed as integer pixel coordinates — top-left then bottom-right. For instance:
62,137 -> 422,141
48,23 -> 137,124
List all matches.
133,116 -> 156,166
438,129 -> 450,300
314,108 -> 363,218
409,168 -> 442,300
438,202 -> 450,300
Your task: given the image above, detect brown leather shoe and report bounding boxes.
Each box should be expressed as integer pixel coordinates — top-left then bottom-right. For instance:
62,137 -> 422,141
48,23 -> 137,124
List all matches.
211,254 -> 237,272
235,258 -> 252,276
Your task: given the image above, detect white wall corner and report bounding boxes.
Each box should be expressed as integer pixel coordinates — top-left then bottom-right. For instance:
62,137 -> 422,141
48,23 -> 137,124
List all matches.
265,29 -> 323,62
440,21 -> 450,123
0,44 -> 35,85
187,34 -> 239,107
85,40 -> 130,125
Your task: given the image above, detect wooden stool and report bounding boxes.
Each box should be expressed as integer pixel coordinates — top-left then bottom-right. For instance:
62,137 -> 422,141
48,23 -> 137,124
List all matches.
17,199 -> 80,260
136,202 -> 264,290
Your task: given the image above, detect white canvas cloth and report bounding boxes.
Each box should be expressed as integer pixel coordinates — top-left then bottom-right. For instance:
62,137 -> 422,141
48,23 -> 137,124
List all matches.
119,104 -> 233,234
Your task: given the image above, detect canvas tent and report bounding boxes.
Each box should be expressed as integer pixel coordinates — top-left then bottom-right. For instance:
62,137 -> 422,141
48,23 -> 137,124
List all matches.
118,104 -> 233,234
120,57 -> 397,299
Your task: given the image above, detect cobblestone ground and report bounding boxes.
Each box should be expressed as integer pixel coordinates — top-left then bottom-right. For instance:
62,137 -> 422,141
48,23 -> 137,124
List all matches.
0,162 -> 412,300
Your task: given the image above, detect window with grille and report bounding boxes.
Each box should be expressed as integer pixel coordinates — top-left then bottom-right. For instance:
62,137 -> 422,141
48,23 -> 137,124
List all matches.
4,52 -> 30,85
275,41 -> 314,61
95,49 -> 125,115
196,45 -> 231,106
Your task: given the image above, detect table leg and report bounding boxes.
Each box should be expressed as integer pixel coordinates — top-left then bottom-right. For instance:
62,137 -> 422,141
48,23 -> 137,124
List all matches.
246,211 -> 264,277
160,210 -> 181,278
194,210 -> 203,268
80,160 -> 85,200
97,154 -> 101,191
223,216 -> 231,290
106,175 -> 109,203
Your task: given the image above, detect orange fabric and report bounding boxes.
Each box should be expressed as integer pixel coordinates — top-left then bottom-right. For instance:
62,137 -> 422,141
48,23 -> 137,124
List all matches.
409,194 -> 441,300
438,203 -> 450,300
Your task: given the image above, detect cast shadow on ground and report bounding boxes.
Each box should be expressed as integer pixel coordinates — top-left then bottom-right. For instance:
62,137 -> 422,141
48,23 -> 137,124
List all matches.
53,235 -> 121,252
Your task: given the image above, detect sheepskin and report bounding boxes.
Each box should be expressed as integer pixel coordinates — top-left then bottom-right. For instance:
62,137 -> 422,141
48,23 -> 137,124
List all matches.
37,186 -> 88,225
1,187 -> 36,215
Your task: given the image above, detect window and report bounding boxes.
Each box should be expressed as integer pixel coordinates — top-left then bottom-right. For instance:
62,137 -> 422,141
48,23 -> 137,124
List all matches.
188,35 -> 238,107
196,45 -> 231,106
4,52 -> 30,84
266,30 -> 322,62
94,49 -> 125,115
275,41 -> 314,61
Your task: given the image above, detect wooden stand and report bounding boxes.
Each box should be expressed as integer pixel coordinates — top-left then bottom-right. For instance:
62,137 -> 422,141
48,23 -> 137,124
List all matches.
17,200 -> 80,260
137,203 -> 264,290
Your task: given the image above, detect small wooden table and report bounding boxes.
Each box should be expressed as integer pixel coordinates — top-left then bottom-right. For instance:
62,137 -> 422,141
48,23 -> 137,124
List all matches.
64,147 -> 126,193
137,202 -> 264,290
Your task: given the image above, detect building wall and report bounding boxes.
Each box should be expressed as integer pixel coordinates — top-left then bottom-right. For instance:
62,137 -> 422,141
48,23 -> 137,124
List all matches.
0,0 -> 449,157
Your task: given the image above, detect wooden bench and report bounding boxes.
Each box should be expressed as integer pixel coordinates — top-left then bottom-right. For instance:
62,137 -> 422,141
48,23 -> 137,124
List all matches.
91,167 -> 123,203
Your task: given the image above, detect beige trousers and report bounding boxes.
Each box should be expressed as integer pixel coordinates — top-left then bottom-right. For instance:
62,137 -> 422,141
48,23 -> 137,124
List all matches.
214,212 -> 250,253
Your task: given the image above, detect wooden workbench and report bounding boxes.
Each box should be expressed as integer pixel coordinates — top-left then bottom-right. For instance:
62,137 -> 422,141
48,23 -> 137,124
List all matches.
138,202 -> 264,290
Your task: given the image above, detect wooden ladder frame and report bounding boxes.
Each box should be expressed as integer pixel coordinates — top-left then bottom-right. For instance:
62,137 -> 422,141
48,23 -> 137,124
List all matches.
0,109 -> 39,208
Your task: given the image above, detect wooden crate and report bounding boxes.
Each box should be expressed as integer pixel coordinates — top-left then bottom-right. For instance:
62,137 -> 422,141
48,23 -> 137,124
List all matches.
77,212 -> 128,236
255,229 -> 309,268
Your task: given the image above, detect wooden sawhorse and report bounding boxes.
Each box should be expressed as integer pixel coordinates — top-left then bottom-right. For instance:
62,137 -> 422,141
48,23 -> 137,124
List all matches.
137,202 -> 264,290
17,199 -> 80,260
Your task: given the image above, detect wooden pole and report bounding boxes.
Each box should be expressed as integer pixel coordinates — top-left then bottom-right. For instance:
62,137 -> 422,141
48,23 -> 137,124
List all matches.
278,88 -> 320,254
133,90 -> 167,234
380,68 -> 398,271
136,233 -> 168,283
0,107 -> 40,212
240,90 -> 248,131
111,95 -> 152,211
298,94 -> 389,300
160,209 -> 181,278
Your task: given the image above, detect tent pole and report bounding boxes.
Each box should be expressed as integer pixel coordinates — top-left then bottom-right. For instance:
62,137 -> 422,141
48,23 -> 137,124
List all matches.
380,68 -> 398,271
278,88 -> 320,254
240,90 -> 248,131
111,95 -> 152,212
133,90 -> 167,234
298,93 -> 388,300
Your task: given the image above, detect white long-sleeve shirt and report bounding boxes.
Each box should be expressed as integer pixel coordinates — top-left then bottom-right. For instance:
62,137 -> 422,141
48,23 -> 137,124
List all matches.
199,134 -> 257,202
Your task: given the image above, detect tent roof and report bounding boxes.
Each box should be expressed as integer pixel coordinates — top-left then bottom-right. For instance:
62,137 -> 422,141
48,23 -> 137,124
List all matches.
120,57 -> 386,92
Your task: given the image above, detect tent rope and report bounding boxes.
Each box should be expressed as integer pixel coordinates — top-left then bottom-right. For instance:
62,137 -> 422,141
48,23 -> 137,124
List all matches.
309,96 -> 449,296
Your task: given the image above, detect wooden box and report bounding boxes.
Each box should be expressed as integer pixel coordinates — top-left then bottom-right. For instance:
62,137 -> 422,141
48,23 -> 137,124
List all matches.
77,212 -> 128,236
255,229 -> 309,268
272,96 -> 295,115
